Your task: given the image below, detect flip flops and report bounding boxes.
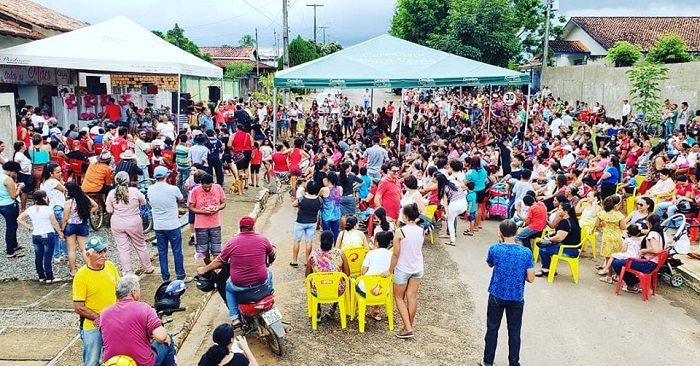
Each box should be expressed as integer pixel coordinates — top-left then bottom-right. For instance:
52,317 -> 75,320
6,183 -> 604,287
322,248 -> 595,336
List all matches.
622,285 -> 641,293
367,312 -> 382,321
396,330 -> 414,339
6,252 -> 25,258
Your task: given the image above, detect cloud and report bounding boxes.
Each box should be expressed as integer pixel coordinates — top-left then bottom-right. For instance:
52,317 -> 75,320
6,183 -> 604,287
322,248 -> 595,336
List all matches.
562,2 -> 700,17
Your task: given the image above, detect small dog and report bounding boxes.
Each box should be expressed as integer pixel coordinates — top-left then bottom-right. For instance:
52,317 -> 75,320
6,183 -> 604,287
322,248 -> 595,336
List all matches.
229,173 -> 247,195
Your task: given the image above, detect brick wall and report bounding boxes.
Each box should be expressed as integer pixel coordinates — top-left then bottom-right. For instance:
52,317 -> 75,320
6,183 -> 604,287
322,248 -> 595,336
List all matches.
110,74 -> 179,91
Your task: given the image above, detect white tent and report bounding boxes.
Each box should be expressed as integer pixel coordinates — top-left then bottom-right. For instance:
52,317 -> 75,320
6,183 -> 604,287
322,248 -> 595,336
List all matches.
0,16 -> 222,78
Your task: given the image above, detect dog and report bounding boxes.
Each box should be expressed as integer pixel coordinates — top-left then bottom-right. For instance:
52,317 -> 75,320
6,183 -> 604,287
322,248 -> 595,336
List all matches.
229,173 -> 247,195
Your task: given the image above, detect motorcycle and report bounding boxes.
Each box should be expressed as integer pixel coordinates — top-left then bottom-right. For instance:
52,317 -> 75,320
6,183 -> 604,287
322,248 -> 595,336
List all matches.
236,287 -> 290,356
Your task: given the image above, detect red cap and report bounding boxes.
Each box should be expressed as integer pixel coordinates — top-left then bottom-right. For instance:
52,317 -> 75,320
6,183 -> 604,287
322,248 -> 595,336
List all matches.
239,216 -> 256,228
580,149 -> 589,155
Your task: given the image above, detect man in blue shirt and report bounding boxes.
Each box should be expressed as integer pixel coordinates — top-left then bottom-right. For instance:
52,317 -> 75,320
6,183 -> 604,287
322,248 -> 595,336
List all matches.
481,219 -> 535,366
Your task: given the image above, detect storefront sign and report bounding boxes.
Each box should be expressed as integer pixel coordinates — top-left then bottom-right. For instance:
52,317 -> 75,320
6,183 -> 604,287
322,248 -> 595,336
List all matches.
0,65 -> 70,86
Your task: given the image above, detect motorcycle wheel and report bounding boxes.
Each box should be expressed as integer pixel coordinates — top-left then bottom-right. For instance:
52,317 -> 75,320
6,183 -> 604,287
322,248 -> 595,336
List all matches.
263,324 -> 284,356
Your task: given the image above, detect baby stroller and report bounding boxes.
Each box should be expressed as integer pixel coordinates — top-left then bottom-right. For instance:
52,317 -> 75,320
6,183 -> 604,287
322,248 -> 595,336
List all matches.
154,280 -> 188,318
486,183 -> 509,220
660,213 -> 688,287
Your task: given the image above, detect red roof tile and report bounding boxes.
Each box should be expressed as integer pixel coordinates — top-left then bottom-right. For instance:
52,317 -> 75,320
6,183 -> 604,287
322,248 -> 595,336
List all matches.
213,59 -> 275,69
0,0 -> 86,32
199,47 -> 255,59
571,16 -> 700,52
0,18 -> 44,40
549,40 -> 589,53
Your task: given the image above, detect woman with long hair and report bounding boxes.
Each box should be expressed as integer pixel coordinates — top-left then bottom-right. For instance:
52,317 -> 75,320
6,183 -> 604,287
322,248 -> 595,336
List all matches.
612,214 -> 665,293
464,156 -> 488,231
319,171 -> 343,243
598,156 -> 621,200
371,207 -> 395,245
291,180 -> 322,267
0,161 -> 24,258
436,169 -> 467,246
336,215 -> 369,250
17,190 -> 65,283
198,324 -> 259,366
13,140 -> 32,210
61,182 -> 97,276
640,143 -> 667,194
536,201 -> 581,277
338,162 -> 363,229
40,162 -> 67,264
105,171 -> 153,275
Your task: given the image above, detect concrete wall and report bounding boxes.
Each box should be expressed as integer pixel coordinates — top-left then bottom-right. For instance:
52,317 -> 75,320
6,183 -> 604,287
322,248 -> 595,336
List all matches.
0,93 -> 16,149
543,63 -> 700,119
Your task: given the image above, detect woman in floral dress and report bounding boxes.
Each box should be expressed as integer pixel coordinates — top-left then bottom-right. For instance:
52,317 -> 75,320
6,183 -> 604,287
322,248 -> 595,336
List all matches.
595,195 -> 626,282
305,230 -> 350,320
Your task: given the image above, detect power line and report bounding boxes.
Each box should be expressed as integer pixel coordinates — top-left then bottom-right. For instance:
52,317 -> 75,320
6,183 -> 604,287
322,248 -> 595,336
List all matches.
243,0 -> 282,27
181,0 -> 278,28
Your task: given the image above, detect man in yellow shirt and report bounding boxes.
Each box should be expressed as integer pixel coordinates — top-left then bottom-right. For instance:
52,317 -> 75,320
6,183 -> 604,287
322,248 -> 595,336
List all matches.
72,236 -> 119,366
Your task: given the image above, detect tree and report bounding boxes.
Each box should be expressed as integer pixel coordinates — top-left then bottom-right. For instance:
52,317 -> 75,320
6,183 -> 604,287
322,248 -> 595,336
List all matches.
647,32 -> 692,64
606,41 -> 643,67
428,0 -> 520,67
626,62 -> 669,123
318,42 -> 343,57
239,34 -> 256,48
153,24 -> 212,62
224,61 -> 254,78
389,0 -> 450,45
221,44 -> 234,48
287,36 -> 319,68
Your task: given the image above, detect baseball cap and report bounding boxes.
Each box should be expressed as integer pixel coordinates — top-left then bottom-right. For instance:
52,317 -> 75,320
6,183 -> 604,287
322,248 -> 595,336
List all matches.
239,216 -> 256,228
153,166 -> 169,179
579,149 -> 589,155
86,236 -> 107,252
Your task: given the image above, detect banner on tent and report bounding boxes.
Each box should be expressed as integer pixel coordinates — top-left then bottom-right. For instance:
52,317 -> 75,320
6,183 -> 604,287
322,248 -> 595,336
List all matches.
0,65 -> 70,86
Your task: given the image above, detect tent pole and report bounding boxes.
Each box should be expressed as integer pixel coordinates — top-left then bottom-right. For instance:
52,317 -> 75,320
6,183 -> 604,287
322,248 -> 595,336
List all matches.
272,88 -> 278,147
488,85 -> 492,132
177,73 -> 181,128
398,88 -> 403,155
525,83 -> 531,133
370,89 -> 374,112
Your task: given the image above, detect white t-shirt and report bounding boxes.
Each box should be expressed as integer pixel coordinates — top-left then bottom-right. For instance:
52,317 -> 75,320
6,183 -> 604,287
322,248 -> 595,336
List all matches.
90,126 -> 102,135
157,122 -> 175,140
562,115 -> 573,128
358,248 -> 393,292
31,114 -> 46,129
550,118 -> 563,137
14,151 -> 31,173
25,205 -> 55,235
40,178 -> 65,209
147,182 -> 183,231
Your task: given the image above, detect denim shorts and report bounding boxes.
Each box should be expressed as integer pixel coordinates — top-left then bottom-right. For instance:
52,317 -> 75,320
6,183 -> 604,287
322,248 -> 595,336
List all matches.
64,222 -> 89,237
294,222 -> 316,241
394,267 -> 424,285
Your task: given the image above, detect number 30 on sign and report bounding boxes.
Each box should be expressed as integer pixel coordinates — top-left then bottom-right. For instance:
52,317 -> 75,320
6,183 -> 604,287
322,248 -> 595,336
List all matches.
503,91 -> 517,106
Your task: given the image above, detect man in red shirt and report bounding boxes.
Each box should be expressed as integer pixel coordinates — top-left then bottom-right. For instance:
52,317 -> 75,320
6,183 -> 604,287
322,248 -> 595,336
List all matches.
100,98 -> 122,126
386,101 -> 395,119
515,195 -> 547,250
375,162 -> 402,223
96,274 -> 175,366
110,127 -> 129,164
625,138 -> 643,168
196,216 -> 275,326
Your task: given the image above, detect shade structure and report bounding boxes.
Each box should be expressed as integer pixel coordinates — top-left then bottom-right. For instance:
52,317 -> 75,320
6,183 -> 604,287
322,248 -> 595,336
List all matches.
0,16 -> 222,78
274,34 -> 529,89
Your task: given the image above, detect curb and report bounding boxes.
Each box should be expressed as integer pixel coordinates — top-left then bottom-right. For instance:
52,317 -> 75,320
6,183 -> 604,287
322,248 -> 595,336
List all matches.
172,188 -> 271,352
678,261 -> 700,294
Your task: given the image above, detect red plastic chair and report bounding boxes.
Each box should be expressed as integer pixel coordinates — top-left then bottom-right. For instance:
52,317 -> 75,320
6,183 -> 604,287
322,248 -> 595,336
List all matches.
69,159 -> 86,185
50,156 -> 71,181
93,143 -> 103,155
615,249 -> 669,301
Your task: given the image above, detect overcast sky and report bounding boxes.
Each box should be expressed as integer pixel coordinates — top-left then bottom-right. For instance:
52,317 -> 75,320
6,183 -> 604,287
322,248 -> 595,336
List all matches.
33,0 -> 700,49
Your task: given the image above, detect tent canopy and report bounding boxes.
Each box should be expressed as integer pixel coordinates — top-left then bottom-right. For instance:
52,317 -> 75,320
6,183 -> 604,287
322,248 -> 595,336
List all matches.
274,34 -> 529,89
0,16 -> 222,78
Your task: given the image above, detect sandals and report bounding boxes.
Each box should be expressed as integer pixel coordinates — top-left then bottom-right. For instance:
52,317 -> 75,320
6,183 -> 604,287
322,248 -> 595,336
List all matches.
535,270 -> 557,277
46,278 -> 63,284
599,276 -> 613,284
444,241 -> 456,246
438,234 -> 450,239
622,285 -> 641,294
462,231 -> 474,236
6,252 -> 25,258
289,262 -> 299,268
231,319 -> 242,328
367,312 -> 382,321
597,269 -> 608,275
396,330 -> 414,339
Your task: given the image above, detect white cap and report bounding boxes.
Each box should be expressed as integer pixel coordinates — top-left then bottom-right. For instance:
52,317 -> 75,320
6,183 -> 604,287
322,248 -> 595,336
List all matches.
80,127 -> 89,132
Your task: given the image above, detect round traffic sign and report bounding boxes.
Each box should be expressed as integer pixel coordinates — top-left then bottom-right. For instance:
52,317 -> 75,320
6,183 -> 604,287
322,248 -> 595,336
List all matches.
503,91 -> 517,106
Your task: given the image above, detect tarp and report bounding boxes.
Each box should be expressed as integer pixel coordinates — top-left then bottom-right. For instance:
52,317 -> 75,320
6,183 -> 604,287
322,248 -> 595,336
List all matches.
274,34 -> 529,89
0,16 -> 222,78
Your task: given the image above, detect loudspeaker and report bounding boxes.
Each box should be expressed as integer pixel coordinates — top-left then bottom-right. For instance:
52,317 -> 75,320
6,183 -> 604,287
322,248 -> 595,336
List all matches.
208,86 -> 221,103
171,92 -> 192,113
86,76 -> 107,95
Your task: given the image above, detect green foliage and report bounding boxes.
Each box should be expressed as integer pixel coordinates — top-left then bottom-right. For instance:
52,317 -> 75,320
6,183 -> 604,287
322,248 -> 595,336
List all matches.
606,41 -> 643,67
626,62 -> 669,123
389,0 -> 450,45
428,0 -> 520,67
288,36 -> 319,68
153,24 -> 212,62
224,62 -> 254,78
221,44 -> 234,48
260,73 -> 275,94
647,32 -> 692,64
318,42 -> 343,57
239,34 -> 256,48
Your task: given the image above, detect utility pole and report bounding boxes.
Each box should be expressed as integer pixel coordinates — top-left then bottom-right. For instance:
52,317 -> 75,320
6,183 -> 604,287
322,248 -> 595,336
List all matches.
283,0 -> 290,104
542,0 -> 552,83
319,26 -> 329,44
174,23 -> 181,48
306,3 -> 324,45
255,28 -> 260,78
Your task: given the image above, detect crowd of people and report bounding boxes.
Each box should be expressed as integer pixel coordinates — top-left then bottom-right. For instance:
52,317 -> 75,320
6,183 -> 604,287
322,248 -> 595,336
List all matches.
5,83 -> 700,364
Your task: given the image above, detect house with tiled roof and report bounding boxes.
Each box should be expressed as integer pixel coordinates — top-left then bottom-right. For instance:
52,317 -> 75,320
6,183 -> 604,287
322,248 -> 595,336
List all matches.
0,0 -> 86,49
199,46 -> 276,71
554,16 -> 700,66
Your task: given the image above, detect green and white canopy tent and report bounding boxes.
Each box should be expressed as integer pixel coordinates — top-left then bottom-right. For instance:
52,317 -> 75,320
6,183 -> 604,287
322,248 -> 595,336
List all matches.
272,34 -> 531,143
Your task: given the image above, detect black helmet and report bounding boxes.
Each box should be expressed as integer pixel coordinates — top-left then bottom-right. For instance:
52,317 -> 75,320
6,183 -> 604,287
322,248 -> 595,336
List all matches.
194,271 -> 217,292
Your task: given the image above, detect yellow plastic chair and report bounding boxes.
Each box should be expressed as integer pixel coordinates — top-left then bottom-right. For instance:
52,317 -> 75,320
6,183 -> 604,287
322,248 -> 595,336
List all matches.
653,190 -> 675,208
353,274 -> 394,333
547,230 -> 589,284
579,224 -> 596,258
343,247 -> 369,278
532,228 -> 552,263
305,272 -> 350,330
425,205 -> 438,245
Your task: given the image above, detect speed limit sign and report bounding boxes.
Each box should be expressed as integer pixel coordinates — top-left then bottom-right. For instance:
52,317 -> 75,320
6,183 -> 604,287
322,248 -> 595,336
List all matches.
503,91 -> 517,106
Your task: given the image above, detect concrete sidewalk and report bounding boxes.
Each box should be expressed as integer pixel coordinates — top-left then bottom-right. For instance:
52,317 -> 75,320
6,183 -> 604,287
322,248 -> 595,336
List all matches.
678,253 -> 700,293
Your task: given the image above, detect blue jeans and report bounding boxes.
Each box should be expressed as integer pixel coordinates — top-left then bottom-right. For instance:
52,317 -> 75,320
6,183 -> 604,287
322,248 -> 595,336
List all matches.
151,335 -> 176,366
176,169 -> 189,196
322,219 -> 340,243
79,328 -> 103,366
664,122 -> 674,140
515,227 -> 541,250
33,233 -> 56,280
52,206 -> 67,259
656,202 -> 681,227
364,100 -> 370,111
611,258 -> 658,287
138,164 -> 150,181
155,228 -> 186,282
484,294 -> 524,366
367,171 -> 382,180
0,202 -> 19,255
225,268 -> 274,320
539,243 -> 579,269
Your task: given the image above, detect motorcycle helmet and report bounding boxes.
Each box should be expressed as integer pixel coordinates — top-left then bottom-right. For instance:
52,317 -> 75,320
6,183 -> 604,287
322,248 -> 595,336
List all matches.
194,271 -> 217,292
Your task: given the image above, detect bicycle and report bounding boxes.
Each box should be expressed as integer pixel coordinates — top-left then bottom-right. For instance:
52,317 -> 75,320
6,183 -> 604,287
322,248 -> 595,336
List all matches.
623,113 -> 663,138
137,178 -> 155,234
87,193 -> 106,231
